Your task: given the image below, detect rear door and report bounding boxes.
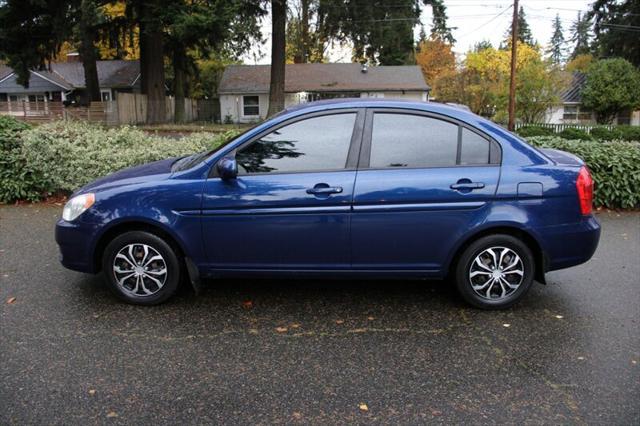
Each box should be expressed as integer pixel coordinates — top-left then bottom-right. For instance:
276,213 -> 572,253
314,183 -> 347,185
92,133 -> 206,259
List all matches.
201,109 -> 364,271
351,109 -> 501,274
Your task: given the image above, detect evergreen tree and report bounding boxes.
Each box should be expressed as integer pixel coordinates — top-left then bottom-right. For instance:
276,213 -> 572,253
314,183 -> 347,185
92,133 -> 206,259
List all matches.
424,0 -> 455,44
570,12 -> 592,59
589,0 -> 640,67
547,14 -> 566,65
503,6 -> 535,47
473,40 -> 493,52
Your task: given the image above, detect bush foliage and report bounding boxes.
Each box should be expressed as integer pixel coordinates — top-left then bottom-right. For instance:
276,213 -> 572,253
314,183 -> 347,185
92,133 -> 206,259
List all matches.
0,117 -> 41,202
558,127 -> 593,141
0,118 -> 232,203
527,136 -> 640,209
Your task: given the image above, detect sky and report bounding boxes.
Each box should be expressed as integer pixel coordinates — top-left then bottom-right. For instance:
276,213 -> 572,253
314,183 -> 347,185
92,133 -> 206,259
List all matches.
241,0 -> 594,64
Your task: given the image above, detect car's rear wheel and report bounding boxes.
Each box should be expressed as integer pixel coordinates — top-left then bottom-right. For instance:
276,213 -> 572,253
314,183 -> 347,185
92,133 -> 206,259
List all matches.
102,231 -> 181,305
454,234 -> 535,309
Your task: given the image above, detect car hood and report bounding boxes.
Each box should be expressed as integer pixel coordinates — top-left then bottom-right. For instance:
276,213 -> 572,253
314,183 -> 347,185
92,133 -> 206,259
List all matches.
77,157 -> 179,194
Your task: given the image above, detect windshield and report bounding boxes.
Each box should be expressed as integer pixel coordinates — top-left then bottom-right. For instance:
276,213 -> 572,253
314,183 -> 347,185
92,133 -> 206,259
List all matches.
170,125 -> 259,172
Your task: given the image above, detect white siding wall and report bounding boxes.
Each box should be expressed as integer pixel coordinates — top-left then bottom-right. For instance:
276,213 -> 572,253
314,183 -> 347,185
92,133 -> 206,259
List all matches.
545,106 -> 564,124
360,91 -> 427,101
220,93 -> 269,123
221,90 -> 428,123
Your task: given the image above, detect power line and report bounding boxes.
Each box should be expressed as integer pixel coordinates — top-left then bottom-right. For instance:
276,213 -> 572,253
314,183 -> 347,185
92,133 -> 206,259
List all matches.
457,5 -> 513,38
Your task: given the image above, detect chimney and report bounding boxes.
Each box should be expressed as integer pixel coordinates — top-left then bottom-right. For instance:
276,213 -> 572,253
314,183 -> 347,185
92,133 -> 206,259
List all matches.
361,63 -> 368,73
66,52 -> 81,62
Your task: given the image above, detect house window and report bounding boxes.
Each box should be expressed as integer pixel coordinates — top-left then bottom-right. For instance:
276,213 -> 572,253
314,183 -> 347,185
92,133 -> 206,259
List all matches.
101,90 -> 112,102
563,104 -> 592,121
243,96 -> 259,116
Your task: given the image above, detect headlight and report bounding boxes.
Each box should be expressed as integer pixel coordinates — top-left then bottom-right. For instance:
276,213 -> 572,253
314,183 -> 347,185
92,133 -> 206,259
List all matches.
62,193 -> 95,221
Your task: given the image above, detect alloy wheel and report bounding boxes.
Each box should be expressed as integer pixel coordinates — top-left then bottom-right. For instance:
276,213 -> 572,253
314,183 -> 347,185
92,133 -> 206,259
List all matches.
468,246 -> 524,300
112,243 -> 168,297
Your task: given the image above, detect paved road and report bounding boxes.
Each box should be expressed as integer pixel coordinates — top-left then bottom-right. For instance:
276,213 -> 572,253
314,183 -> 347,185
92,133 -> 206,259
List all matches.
1,205 -> 638,424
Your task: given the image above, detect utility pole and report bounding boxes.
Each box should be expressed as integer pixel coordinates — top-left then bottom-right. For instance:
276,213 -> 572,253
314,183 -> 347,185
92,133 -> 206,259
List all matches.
508,0 -> 519,131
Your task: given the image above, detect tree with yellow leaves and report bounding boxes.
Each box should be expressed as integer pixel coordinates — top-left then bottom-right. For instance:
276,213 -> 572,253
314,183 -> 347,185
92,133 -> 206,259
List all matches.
437,41 -> 567,123
415,37 -> 455,96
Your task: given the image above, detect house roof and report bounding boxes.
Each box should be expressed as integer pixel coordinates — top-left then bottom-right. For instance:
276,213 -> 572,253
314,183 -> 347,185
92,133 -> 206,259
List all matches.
0,60 -> 140,91
562,72 -> 586,103
218,63 -> 430,94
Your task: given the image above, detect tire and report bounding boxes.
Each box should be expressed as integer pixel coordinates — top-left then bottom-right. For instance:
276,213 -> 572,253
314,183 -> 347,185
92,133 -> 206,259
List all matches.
454,234 -> 535,310
102,231 -> 181,305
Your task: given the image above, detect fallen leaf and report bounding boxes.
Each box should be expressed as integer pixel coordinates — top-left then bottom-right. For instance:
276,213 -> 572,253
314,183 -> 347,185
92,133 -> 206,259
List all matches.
6,297 -> 16,304
335,320 -> 344,325
290,323 -> 300,329
242,300 -> 253,310
292,412 -> 303,420
632,360 -> 637,365
359,403 -> 369,412
106,411 -> 118,418
431,409 -> 442,416
555,315 -> 564,319
367,316 -> 375,321
577,356 -> 585,361
275,327 -> 288,333
89,389 -> 96,396
248,328 -> 259,334
502,323 -> 510,328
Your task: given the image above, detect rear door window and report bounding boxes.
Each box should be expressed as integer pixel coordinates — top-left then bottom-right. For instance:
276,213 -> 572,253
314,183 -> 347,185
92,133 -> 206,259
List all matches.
368,112 -> 500,168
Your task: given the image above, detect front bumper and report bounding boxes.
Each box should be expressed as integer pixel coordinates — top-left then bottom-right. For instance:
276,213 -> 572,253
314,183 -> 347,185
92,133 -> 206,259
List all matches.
540,214 -> 601,272
55,219 -> 101,273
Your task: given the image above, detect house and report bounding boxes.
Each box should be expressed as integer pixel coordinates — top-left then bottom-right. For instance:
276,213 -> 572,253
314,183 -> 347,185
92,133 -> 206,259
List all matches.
218,63 -> 430,123
0,59 -> 140,113
546,72 -> 640,125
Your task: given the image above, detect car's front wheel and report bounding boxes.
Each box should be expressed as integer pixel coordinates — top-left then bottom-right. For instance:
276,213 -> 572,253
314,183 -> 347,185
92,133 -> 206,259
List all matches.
102,231 -> 181,305
454,234 -> 535,309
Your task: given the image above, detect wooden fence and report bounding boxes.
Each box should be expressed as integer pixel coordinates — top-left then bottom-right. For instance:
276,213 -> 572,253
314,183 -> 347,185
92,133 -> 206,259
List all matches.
0,95 -> 220,125
514,122 -> 616,134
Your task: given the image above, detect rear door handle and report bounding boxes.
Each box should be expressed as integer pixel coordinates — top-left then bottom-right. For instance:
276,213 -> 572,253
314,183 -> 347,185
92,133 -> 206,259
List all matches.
306,185 -> 343,195
450,182 -> 485,190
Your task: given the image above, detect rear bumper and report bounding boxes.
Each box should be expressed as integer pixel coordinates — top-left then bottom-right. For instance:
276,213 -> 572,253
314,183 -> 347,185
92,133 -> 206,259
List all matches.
539,215 -> 601,272
55,219 -> 100,273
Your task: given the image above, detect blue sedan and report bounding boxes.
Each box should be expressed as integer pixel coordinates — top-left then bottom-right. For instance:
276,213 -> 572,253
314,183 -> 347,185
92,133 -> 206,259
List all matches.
55,100 -> 600,309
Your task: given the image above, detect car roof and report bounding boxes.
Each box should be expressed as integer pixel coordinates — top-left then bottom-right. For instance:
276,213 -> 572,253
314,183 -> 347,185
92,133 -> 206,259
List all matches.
281,98 -> 478,122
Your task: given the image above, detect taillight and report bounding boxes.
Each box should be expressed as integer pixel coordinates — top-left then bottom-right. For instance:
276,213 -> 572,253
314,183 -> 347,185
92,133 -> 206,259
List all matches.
576,166 -> 593,215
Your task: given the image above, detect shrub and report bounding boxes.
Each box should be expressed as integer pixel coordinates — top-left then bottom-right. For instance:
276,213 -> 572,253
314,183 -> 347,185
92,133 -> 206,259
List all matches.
527,136 -> 640,208
0,120 -> 239,203
516,126 -> 554,137
589,127 -> 621,141
618,125 -> 640,142
0,117 -> 43,203
558,127 -> 593,141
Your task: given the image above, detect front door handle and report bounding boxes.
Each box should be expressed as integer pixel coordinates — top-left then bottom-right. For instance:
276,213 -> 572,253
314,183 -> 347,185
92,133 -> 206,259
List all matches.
306,184 -> 343,195
450,182 -> 485,190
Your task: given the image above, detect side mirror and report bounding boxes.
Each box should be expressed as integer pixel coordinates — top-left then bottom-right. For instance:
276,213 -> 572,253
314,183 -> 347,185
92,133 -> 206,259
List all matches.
216,156 -> 238,180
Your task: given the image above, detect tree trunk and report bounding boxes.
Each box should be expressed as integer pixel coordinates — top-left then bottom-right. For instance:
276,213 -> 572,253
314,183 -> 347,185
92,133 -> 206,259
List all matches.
139,2 -> 165,123
173,47 -> 187,123
79,0 -> 101,104
267,0 -> 286,116
294,0 -> 309,63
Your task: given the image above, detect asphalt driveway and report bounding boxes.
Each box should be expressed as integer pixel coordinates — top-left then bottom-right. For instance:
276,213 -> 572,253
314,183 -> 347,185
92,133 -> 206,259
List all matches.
1,205 -> 638,424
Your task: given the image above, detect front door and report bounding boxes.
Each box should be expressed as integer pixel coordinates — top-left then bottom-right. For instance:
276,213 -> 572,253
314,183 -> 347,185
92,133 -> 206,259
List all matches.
201,110 -> 363,271
351,110 -> 501,274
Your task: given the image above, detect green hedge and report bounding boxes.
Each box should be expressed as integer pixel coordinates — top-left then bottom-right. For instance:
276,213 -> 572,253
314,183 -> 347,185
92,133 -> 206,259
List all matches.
558,127 -> 593,141
0,117 -> 234,203
526,136 -> 640,209
0,117 -> 42,202
516,126 -> 555,137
